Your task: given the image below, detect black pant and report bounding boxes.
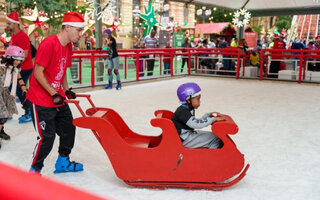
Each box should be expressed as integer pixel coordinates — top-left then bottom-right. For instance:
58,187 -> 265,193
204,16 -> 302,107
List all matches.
269,61 -> 280,78
30,103 -> 75,170
147,59 -> 155,76
181,58 -> 188,72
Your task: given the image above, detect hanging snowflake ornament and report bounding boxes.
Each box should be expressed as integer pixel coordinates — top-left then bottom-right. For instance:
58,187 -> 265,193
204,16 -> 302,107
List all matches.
232,9 -> 251,27
86,0 -> 117,21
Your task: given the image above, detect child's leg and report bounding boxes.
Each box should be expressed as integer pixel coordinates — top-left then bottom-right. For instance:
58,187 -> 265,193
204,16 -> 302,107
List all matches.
112,57 -> 121,82
107,59 -> 114,82
183,130 -> 222,149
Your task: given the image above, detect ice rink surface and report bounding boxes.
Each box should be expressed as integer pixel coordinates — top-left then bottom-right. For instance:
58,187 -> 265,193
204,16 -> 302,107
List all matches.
1,77 -> 320,200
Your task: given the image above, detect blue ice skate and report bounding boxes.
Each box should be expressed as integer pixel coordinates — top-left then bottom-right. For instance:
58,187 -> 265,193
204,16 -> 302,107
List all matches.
54,155 -> 83,173
18,114 -> 32,123
29,167 -> 41,175
116,81 -> 122,90
18,110 -> 32,123
105,82 -> 113,89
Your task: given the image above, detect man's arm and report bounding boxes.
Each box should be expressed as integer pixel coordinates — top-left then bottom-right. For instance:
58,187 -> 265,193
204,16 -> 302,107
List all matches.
62,75 -> 69,92
34,64 -> 57,96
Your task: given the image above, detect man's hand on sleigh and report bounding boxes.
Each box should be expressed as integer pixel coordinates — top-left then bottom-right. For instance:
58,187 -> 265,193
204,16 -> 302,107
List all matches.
65,87 -> 76,99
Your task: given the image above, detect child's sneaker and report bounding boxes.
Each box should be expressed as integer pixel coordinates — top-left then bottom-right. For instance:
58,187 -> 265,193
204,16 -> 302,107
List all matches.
54,155 -> 83,173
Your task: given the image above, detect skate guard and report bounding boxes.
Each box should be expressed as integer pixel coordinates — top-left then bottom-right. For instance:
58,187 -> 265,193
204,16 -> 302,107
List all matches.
68,94 -> 249,190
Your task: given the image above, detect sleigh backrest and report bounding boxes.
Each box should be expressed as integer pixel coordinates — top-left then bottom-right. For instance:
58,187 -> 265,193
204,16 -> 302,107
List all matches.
91,108 -> 154,148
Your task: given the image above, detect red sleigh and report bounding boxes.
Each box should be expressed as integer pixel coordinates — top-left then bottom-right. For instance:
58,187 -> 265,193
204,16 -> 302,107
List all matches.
68,94 -> 249,190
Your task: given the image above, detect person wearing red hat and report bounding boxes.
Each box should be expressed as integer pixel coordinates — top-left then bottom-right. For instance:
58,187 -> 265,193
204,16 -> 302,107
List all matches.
6,12 -> 33,123
26,12 -> 86,174
269,33 -> 286,78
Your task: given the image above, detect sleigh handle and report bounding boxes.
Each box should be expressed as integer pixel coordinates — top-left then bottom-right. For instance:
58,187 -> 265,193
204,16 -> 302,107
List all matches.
64,94 -> 97,117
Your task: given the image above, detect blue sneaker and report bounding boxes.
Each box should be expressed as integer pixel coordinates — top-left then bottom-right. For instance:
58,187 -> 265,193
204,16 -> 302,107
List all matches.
54,155 -> 83,173
105,82 -> 113,89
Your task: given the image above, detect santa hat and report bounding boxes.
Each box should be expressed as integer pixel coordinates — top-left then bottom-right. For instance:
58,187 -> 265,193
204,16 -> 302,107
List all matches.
62,12 -> 86,28
6,12 -> 19,24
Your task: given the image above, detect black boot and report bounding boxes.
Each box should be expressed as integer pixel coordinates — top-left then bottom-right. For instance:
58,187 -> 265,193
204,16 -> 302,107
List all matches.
0,127 -> 10,140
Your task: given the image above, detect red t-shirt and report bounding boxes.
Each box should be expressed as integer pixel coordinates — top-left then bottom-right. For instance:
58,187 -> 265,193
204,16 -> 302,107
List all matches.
10,30 -> 33,70
272,39 -> 285,59
27,35 -> 72,107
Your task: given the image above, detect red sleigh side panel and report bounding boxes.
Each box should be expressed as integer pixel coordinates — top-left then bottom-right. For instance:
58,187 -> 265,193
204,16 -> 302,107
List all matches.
73,108 -> 249,188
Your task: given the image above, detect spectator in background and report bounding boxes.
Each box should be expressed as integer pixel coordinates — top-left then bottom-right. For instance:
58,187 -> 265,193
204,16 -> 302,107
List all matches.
250,50 -> 260,69
143,29 -> 159,76
315,36 -> 319,49
269,34 -> 285,78
181,37 -> 191,73
257,40 -> 262,51
85,36 -> 91,50
218,37 -> 231,70
306,41 -> 317,71
163,41 -> 172,75
133,38 -> 145,77
315,36 -> 320,71
238,38 -> 248,54
199,39 -> 215,73
290,38 -> 305,71
230,38 -> 238,47
6,12 -> 33,123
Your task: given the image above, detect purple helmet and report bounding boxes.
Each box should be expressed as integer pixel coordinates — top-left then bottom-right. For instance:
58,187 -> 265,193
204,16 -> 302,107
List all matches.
104,29 -> 112,34
177,82 -> 201,103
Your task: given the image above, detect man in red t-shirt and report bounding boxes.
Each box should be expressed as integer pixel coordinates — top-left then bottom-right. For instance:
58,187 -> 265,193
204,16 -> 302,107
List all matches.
26,12 -> 86,174
6,12 -> 34,123
269,34 -> 285,77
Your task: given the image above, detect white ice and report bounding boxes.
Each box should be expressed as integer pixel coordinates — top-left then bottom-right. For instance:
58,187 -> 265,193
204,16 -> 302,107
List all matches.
1,77 -> 320,200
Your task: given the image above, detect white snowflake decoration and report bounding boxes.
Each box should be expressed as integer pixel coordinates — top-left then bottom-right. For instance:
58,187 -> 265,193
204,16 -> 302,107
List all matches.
86,0 -> 117,21
232,9 -> 251,27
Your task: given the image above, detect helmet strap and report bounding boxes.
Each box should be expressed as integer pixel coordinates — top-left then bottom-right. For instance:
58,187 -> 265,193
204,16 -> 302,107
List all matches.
186,95 -> 195,115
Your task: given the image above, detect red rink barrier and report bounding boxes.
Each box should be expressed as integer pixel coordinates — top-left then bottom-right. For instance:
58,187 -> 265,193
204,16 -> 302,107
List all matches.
0,162 -> 107,200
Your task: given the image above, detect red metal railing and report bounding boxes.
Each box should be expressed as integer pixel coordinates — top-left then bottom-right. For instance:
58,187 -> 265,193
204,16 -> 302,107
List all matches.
1,47 -> 320,87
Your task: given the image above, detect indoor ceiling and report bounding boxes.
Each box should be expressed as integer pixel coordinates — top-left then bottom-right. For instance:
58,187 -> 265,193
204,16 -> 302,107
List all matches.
175,0 -> 320,16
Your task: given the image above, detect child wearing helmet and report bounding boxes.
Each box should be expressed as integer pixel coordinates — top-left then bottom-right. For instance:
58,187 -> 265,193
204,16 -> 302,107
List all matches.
0,45 -> 27,147
103,29 -> 122,90
171,82 -> 225,149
